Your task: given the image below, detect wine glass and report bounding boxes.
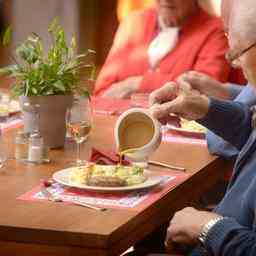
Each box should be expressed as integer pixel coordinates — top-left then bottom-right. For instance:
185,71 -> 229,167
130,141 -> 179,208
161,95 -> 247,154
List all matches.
66,97 -> 92,166
0,94 -> 10,123
0,130 -> 7,169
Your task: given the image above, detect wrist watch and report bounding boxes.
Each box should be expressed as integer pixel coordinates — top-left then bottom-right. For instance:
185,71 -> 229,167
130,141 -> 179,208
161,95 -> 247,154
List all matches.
198,216 -> 224,245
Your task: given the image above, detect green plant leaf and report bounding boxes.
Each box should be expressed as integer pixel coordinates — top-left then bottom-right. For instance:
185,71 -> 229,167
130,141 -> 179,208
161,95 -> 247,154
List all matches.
54,80 -> 66,92
32,87 -> 38,94
3,26 -> 12,46
2,18 -> 96,97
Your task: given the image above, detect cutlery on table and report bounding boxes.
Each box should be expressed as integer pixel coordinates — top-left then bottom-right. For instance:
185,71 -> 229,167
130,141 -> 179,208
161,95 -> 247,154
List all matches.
148,160 -> 186,172
42,181 -> 107,212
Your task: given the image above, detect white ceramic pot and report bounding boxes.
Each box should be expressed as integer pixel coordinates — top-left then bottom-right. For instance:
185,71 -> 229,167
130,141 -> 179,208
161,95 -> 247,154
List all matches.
114,108 -> 162,161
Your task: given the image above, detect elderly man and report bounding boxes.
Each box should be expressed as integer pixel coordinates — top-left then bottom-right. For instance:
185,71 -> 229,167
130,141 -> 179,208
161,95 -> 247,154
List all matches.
94,0 -> 230,98
178,0 -> 255,159
150,0 -> 256,255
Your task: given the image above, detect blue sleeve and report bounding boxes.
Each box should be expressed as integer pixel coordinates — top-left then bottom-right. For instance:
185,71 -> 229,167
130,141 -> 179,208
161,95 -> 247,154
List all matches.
206,85 -> 256,157
199,98 -> 252,150
234,85 -> 256,105
228,83 -> 244,100
203,177 -> 256,256
203,218 -> 256,256
206,131 -> 239,158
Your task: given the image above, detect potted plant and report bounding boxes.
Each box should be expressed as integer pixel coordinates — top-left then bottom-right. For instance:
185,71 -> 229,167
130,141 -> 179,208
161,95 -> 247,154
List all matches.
0,19 -> 95,148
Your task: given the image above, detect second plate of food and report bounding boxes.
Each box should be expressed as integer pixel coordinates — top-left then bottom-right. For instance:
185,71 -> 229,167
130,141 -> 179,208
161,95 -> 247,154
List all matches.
167,119 -> 206,138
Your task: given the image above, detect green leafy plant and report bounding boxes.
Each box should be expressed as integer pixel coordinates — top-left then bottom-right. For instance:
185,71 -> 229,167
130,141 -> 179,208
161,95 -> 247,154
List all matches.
0,18 -> 95,97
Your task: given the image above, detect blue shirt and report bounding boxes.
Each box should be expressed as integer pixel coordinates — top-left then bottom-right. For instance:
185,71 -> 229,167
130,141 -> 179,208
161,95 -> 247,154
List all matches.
207,84 -> 256,158
190,94 -> 256,255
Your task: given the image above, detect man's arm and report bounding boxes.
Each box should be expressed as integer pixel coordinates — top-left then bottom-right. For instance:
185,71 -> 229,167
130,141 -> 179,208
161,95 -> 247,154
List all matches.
165,207 -> 256,256
202,217 -> 256,256
228,83 -> 244,100
206,85 -> 256,156
199,98 -> 252,150
206,131 -> 239,158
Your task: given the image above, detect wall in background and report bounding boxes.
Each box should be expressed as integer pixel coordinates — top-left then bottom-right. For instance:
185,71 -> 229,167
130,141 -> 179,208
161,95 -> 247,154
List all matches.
0,0 -> 223,68
11,0 -> 79,52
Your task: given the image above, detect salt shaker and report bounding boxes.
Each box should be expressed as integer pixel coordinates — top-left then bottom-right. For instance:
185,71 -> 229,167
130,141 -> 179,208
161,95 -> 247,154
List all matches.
28,132 -> 44,163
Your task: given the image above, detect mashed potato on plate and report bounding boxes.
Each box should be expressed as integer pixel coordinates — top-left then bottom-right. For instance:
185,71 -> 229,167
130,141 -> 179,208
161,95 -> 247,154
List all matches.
70,164 -> 147,187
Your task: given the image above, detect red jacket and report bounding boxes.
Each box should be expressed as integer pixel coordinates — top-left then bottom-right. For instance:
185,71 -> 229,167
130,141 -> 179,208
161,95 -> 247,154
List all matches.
94,8 -> 232,95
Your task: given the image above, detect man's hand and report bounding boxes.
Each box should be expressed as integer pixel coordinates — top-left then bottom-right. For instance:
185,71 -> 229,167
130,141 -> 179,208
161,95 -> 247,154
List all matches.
178,71 -> 231,100
165,207 -> 221,247
101,76 -> 143,99
150,80 -> 209,122
149,81 -> 179,106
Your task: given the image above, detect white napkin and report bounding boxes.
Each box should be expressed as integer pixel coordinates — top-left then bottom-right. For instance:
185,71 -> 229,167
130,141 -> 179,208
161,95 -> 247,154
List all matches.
148,17 -> 179,69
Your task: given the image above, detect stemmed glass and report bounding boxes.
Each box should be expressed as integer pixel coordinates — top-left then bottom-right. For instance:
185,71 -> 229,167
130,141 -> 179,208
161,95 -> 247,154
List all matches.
0,129 -> 7,169
66,97 -> 92,166
0,94 -> 10,122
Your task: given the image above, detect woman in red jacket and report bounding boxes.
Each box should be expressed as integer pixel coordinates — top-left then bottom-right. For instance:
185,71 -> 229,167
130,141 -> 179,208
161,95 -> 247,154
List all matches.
94,0 -> 230,98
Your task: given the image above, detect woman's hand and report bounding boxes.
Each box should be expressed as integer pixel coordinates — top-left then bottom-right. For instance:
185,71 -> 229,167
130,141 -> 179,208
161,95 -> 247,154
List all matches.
165,207 -> 221,247
101,76 -> 143,99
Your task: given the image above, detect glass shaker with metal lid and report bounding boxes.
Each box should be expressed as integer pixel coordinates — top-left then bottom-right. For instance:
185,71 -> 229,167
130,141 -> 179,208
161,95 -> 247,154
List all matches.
24,103 -> 49,164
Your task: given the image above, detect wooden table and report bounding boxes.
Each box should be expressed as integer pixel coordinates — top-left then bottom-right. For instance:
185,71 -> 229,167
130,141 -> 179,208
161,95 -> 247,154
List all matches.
0,114 -> 229,256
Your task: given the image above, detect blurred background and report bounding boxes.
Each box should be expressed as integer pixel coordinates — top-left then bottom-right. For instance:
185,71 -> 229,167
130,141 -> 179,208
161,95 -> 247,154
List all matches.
0,0 -> 222,68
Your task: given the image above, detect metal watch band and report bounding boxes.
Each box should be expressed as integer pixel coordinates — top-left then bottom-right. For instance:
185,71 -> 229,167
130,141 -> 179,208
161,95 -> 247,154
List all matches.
198,216 -> 224,245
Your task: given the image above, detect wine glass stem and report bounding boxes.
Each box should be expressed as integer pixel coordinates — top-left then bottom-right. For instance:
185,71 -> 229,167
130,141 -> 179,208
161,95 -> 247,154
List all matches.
76,141 -> 82,165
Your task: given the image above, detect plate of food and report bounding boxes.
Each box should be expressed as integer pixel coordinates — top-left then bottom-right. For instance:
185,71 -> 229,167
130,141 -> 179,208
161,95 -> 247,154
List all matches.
52,164 -> 162,192
167,119 -> 207,138
0,99 -> 21,116
8,100 -> 21,115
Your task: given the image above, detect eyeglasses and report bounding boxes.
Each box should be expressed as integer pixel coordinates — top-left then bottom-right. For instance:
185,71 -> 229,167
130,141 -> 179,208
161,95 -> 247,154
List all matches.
225,41 -> 256,67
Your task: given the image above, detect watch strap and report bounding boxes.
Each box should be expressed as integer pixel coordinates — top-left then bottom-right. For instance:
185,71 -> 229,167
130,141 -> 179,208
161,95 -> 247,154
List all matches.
198,216 -> 224,245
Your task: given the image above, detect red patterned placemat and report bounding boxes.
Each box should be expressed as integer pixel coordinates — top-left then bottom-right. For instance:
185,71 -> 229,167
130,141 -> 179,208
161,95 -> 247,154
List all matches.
18,171 -> 189,211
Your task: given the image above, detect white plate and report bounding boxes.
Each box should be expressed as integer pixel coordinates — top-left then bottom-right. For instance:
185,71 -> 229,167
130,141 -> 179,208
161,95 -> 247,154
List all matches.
52,167 -> 162,192
9,100 -> 21,114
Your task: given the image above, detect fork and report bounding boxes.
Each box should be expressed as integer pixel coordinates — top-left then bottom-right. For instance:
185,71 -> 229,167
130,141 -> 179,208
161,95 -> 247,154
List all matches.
148,160 -> 186,172
41,188 -> 107,211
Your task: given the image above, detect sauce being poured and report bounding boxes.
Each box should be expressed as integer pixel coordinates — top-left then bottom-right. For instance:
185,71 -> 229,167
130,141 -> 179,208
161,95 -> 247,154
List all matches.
118,147 -> 140,165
